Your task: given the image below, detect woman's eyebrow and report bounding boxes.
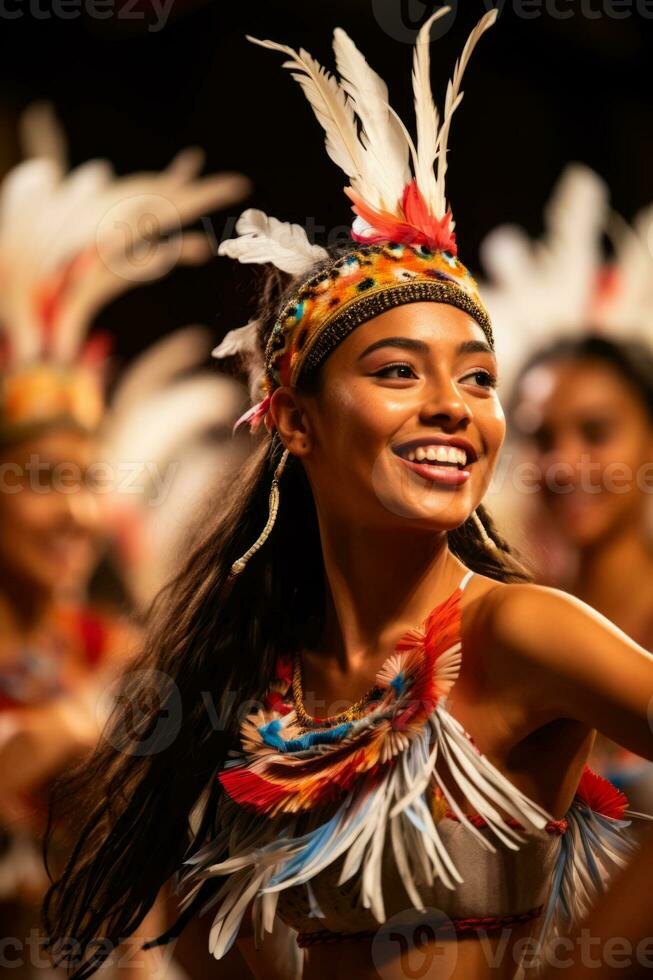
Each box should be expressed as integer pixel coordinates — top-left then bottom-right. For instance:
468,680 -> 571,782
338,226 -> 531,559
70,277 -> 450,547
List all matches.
357,337 -> 430,360
457,340 -> 494,356
357,336 -> 494,360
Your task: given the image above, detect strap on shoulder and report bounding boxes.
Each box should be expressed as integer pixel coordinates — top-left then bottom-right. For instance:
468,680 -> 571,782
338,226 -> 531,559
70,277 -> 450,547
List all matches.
459,569 -> 474,592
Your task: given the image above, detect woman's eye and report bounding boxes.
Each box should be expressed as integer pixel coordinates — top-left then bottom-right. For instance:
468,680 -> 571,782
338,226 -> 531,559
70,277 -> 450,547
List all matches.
373,362 -> 417,380
460,369 -> 498,389
580,418 -> 614,445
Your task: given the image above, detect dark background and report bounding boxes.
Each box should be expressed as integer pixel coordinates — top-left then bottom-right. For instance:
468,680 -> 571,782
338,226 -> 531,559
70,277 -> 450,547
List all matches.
0,0 -> 651,369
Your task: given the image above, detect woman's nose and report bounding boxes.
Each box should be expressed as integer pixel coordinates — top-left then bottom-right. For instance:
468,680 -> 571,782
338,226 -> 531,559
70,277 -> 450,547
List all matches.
538,436 -> 586,487
419,378 -> 471,427
63,486 -> 101,531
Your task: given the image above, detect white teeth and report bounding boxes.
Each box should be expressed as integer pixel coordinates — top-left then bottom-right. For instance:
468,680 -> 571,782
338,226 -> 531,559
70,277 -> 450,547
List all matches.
403,445 -> 468,465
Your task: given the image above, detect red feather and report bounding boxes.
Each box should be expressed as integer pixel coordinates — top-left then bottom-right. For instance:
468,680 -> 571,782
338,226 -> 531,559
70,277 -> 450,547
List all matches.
345,181 -> 457,254
575,765 -> 629,820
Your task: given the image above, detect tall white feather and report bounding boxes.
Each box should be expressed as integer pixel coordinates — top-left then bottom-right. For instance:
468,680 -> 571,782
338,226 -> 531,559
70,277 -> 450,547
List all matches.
247,36 -> 364,188
332,27 -> 411,210
411,7 -> 451,213
218,209 -> 327,275
433,9 -> 498,217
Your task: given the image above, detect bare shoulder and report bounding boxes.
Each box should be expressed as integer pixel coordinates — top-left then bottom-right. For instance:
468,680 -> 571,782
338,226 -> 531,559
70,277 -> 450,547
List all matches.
463,575 -> 643,669
457,573 -> 653,756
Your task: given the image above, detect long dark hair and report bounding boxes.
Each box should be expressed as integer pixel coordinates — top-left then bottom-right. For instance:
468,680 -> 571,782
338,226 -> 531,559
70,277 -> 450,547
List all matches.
42,250 -> 530,977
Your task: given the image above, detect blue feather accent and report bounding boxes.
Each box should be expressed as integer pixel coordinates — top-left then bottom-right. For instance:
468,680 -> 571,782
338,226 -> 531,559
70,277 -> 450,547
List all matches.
259,718 -> 352,752
266,793 -> 375,889
390,670 -> 407,696
404,804 -> 429,835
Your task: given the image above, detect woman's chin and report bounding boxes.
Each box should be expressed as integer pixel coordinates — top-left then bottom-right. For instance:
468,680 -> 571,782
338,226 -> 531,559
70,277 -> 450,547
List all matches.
370,460 -> 476,525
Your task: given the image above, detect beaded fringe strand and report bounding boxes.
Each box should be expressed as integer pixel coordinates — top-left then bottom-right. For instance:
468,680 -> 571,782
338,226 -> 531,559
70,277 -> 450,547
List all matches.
229,448 -> 290,577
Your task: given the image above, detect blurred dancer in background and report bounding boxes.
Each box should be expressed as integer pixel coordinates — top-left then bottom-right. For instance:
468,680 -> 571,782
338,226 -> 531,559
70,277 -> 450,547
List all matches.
482,166 -> 653,811
0,106 -> 250,978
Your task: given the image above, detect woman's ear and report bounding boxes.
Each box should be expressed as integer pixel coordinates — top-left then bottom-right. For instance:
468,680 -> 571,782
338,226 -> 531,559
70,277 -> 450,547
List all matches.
268,387 -> 311,455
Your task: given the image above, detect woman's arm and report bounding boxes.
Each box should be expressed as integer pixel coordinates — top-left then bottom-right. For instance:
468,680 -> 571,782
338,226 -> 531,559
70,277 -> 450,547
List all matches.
488,584 -> 653,762
236,902 -> 304,980
237,926 -> 304,980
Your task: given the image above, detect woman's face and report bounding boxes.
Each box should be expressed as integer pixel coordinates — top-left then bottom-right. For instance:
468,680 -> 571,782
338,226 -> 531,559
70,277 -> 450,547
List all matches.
0,427 -> 102,598
280,302 -> 504,533
512,357 -> 653,547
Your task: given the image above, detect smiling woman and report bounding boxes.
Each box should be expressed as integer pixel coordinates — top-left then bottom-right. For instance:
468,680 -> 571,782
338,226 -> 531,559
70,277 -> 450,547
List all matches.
41,10 -> 653,980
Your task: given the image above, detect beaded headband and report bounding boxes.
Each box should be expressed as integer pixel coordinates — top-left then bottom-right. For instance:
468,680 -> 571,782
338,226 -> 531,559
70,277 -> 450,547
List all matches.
216,7 -> 498,434
266,242 -> 492,393
0,363 -> 104,444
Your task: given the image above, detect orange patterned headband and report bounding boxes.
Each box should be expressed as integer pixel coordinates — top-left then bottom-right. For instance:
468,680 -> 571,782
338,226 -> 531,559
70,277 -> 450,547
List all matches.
230,243 -> 492,432
267,243 -> 492,391
0,364 -> 104,444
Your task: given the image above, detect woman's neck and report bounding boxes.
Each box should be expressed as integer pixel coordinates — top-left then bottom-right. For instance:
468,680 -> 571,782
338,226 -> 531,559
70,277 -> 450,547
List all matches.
315,517 -> 466,667
573,513 -> 653,640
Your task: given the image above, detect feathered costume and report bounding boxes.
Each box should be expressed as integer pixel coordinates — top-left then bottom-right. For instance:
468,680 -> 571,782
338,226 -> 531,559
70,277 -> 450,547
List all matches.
179,570 -> 649,968
178,10 -> 653,973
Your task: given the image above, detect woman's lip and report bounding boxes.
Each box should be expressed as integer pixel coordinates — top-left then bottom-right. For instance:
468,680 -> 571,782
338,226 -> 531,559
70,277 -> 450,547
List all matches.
395,454 -> 471,486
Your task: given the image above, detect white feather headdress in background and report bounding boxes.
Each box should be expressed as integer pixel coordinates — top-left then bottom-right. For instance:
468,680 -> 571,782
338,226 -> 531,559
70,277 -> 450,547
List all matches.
479,164 -> 610,394
479,163 -> 653,562
0,102 -> 251,368
480,162 -> 653,396
101,326 -> 249,609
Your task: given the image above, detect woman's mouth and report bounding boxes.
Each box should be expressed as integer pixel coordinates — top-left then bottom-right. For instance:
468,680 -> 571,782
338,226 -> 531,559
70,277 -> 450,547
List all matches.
393,443 -> 473,486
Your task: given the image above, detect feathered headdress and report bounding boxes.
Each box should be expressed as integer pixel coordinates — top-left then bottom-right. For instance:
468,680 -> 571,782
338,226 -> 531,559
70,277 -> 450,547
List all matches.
0,104 -> 251,443
478,163 -> 653,572
480,161 -> 653,393
215,8 -> 498,434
